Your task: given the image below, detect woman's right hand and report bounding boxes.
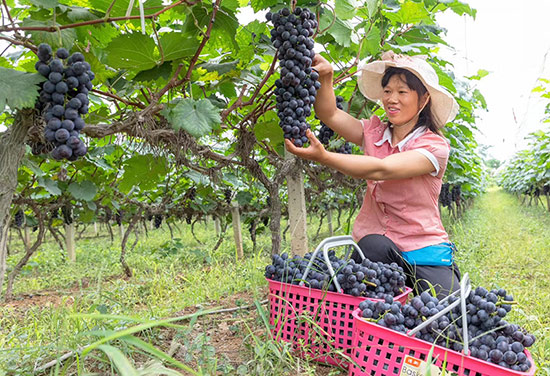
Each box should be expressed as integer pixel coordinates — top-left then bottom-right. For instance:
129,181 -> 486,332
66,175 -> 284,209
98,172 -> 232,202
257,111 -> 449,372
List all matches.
311,53 -> 333,80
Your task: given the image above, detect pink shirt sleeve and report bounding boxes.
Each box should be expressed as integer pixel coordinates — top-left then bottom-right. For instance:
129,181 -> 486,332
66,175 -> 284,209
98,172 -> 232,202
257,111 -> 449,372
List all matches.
407,132 -> 450,178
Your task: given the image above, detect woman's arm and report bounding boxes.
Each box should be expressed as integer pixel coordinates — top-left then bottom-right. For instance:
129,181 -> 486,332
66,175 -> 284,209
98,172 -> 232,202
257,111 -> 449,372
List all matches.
312,54 -> 364,146
286,130 -> 435,180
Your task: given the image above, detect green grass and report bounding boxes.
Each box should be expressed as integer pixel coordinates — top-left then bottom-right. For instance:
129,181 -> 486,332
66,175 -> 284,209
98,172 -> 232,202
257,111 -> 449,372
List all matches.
445,188 -> 550,373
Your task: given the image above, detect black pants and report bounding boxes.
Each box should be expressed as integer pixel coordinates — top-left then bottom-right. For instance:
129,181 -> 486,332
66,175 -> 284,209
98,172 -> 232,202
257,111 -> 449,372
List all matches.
351,234 -> 461,299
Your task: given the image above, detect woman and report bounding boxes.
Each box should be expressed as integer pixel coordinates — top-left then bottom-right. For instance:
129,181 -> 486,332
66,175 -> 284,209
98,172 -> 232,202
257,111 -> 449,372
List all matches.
285,51 -> 461,298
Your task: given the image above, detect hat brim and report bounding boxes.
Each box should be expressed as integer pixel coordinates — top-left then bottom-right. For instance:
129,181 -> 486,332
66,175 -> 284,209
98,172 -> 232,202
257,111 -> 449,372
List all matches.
358,61 -> 459,128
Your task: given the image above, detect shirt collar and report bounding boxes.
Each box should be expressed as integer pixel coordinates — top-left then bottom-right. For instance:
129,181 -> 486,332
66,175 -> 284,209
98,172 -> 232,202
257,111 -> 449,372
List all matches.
374,125 -> 427,151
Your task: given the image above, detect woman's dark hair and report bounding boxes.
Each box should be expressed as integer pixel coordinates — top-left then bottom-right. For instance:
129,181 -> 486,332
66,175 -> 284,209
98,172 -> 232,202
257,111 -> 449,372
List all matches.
381,67 -> 441,135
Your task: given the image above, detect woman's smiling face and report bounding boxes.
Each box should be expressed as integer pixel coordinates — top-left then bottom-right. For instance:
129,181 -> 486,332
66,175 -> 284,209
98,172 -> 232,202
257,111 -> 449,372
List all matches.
382,74 -> 425,126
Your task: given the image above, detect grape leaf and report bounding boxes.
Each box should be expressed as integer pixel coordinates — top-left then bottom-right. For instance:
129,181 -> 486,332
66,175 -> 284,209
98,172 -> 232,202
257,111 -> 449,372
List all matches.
119,154 -> 168,194
68,180 -> 98,201
335,0 -> 358,20
319,13 -> 354,47
37,177 -> 61,196
133,61 -> 173,83
105,33 -> 158,71
28,0 -> 58,8
159,32 -> 198,61
161,98 -> 221,138
21,19 -> 77,50
383,2 -> 431,25
0,68 -> 45,112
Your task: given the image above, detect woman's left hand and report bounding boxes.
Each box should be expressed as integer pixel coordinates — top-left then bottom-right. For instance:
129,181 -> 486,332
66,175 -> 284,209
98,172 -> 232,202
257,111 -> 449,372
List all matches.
284,129 -> 328,163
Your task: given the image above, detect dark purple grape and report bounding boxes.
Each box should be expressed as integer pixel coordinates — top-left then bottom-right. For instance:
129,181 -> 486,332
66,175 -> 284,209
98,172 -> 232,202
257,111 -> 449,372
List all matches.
56,48 -> 69,59
55,128 -> 70,143
52,144 -> 72,160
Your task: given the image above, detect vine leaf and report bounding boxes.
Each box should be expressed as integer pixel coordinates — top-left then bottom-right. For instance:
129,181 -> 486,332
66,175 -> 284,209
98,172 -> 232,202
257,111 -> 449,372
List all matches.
119,154 -> 168,194
159,33 -> 198,61
105,33 -> 158,71
21,19 -> 77,49
319,13 -> 354,47
68,180 -> 98,201
37,177 -> 62,196
161,98 -> 221,138
0,68 -> 45,112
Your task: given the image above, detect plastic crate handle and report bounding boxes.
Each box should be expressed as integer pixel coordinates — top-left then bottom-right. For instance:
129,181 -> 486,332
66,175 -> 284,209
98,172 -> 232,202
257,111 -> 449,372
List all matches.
407,273 -> 472,356
299,235 -> 366,293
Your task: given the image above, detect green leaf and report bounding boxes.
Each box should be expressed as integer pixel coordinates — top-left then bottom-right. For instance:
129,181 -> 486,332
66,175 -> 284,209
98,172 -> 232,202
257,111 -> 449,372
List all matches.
360,25 -> 381,58
250,0 -> 278,12
133,61 -> 173,83
199,60 -> 239,75
383,1 -> 430,25
254,120 -> 283,145
96,345 -> 139,376
235,191 -> 253,206
466,69 -> 489,81
21,19 -> 77,50
161,98 -> 221,138
365,0 -> 379,18
119,154 -> 168,194
22,159 -> 45,177
319,13 -> 354,47
335,0 -> 358,20
37,177 -> 61,196
105,33 -> 158,71
68,180 -> 97,201
159,32 -> 198,61
28,0 -> 58,8
0,68 -> 45,112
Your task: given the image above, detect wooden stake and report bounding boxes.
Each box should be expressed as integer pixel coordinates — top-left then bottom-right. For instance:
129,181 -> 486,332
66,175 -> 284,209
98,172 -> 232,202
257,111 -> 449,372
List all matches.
285,151 -> 308,256
65,223 -> 76,262
231,204 -> 243,259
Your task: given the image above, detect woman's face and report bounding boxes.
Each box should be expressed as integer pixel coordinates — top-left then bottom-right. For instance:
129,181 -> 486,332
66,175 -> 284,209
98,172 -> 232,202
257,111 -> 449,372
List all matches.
382,74 -> 426,126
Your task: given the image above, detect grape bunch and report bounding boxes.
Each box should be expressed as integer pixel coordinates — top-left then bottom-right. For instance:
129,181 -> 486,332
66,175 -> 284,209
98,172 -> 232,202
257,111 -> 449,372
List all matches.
439,182 -> 452,207
223,188 -> 232,204
317,96 -> 352,154
14,209 -> 24,227
61,205 -> 72,225
360,288 -> 535,371
153,215 -> 163,229
265,250 -> 407,299
35,43 -> 94,161
266,7 -> 320,147
451,184 -> 461,205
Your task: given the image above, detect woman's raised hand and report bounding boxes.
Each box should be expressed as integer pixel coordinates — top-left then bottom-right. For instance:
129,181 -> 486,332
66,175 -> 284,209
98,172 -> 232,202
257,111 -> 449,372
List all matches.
311,53 -> 333,79
285,129 -> 328,163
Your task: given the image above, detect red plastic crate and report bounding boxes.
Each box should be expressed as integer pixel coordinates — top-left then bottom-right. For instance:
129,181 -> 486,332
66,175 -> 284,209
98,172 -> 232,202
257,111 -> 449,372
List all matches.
348,308 -> 537,376
267,278 -> 412,368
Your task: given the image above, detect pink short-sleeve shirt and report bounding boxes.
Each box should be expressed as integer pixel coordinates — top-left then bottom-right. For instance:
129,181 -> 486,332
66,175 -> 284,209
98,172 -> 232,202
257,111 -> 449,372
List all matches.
351,115 -> 450,252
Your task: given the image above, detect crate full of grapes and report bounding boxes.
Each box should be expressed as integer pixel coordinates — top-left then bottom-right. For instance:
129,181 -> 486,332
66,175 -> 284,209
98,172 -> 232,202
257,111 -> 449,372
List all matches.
265,236 -> 412,367
348,273 -> 536,376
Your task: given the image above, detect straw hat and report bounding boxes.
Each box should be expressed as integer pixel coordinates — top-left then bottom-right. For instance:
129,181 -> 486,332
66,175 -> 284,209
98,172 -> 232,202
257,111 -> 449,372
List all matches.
357,51 -> 459,128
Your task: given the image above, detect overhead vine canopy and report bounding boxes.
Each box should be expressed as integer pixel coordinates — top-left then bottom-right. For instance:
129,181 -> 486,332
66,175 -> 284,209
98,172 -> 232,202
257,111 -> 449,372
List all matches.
0,0 -> 487,258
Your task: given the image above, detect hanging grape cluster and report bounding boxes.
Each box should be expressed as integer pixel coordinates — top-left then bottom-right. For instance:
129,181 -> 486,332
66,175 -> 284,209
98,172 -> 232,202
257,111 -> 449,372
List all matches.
223,188 -> 232,204
451,184 -> 461,205
439,182 -> 452,207
153,215 -> 163,229
265,250 -> 407,299
360,288 -> 534,370
317,95 -> 352,154
34,43 -> 94,161
14,209 -> 24,228
266,7 -> 320,147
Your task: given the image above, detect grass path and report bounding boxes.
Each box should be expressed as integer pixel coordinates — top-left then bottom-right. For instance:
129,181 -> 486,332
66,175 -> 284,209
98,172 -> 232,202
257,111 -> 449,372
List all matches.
446,188 -> 550,373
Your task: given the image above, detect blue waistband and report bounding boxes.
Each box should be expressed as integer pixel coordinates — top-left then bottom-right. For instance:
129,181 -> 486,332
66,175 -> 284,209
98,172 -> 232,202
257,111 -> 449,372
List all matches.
401,242 -> 456,266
